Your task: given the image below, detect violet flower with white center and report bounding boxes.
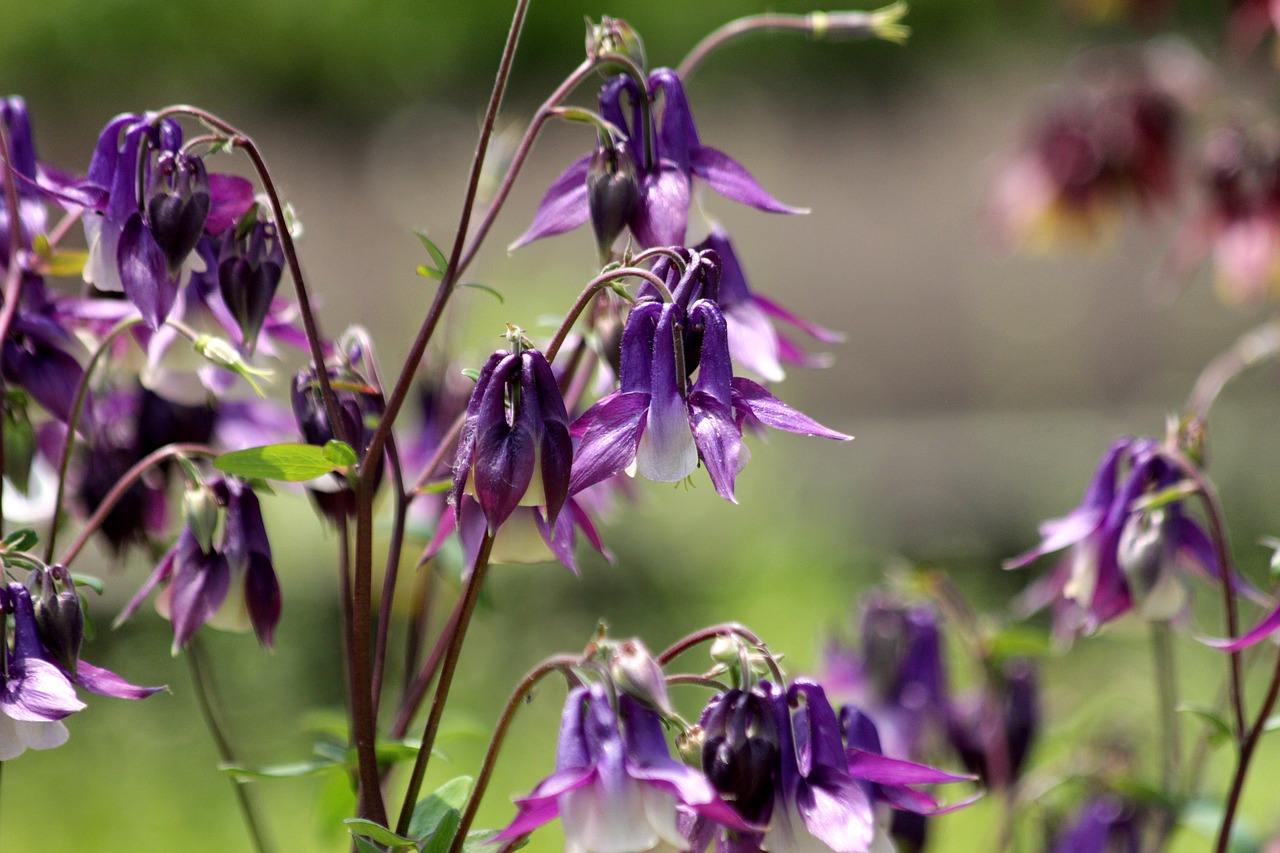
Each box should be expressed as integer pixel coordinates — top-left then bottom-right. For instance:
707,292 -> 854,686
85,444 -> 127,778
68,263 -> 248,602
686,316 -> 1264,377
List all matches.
512,68 -> 804,251
570,296 -> 849,502
118,476 -> 280,652
79,113 -> 254,328
1006,436 -> 1225,640
696,229 -> 843,383
450,346 -> 572,533
1,581 -> 163,760
496,685 -> 751,853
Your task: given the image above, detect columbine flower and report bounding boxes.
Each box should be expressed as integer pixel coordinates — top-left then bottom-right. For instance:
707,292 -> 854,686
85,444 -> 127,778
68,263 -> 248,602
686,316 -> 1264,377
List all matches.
1048,795 -> 1145,853
512,68 -> 804,251
569,295 -> 850,502
2,579 -> 162,760
118,476 -> 280,652
497,684 -> 750,853
79,113 -> 254,328
944,658 -> 1038,791
1005,436 -> 1222,639
450,345 -> 572,533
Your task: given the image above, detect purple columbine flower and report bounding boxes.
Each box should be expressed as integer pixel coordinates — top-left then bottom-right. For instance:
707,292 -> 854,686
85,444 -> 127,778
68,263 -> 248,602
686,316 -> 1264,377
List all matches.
496,684 -> 751,853
79,113 -> 254,328
450,346 -> 572,533
512,68 -> 805,251
421,494 -> 608,574
118,476 -> 280,652
1048,796 -> 1144,853
944,658 -> 1039,791
569,295 -> 850,502
1005,436 -> 1225,639
2,579 -> 163,760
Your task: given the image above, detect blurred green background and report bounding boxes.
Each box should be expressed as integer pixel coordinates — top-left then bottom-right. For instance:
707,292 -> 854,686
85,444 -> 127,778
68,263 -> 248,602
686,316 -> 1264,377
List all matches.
6,0 -> 1280,850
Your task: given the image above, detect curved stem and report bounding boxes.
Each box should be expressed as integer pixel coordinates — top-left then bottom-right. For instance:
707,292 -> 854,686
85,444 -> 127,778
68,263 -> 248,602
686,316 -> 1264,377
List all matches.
1215,651 -> 1280,853
656,623 -> 783,684
544,267 -> 663,364
43,315 -> 146,563
1161,446 -> 1246,737
446,656 -> 579,853
1186,318 -> 1280,421
395,531 -> 495,835
186,636 -> 274,853
151,105 -> 346,446
677,8 -> 906,80
57,442 -> 217,567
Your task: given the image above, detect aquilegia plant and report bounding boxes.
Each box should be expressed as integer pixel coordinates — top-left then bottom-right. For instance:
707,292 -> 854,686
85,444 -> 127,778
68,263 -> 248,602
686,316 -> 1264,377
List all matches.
8,2 -> 1280,852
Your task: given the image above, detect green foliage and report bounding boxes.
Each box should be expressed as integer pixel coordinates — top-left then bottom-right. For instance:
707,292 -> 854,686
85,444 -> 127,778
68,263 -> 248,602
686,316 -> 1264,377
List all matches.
214,442 -> 356,481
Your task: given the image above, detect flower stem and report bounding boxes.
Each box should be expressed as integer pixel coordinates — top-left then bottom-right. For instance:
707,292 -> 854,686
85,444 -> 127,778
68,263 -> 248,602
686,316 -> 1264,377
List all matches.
446,656 -> 578,853
657,623 -> 784,684
57,442 -> 217,568
1186,318 -> 1280,421
186,636 -> 273,853
544,266 -> 666,364
43,315 -> 147,563
395,530 -> 495,836
1216,650 -> 1280,853
1150,621 -> 1182,848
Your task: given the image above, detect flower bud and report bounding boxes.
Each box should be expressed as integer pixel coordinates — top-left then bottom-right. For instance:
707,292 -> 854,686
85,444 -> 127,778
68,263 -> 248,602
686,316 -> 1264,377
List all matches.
147,152 -> 211,278
586,16 -> 646,74
1118,507 -> 1187,621
587,143 -> 640,258
182,481 -> 222,555
217,218 -> 284,351
609,638 -> 674,717
700,688 -> 780,823
194,334 -> 273,395
33,567 -> 84,677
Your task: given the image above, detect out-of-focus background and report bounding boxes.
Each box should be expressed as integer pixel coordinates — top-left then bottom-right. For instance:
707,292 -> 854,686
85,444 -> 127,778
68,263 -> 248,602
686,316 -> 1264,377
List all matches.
6,0 -> 1280,850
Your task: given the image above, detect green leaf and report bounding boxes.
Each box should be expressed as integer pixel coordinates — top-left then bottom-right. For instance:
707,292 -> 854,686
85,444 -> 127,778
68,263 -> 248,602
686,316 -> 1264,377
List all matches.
460,368 -> 481,383
219,758 -> 340,779
464,829 -> 525,853
214,443 -> 346,482
1132,480 -> 1197,512
459,282 -> 504,304
986,625 -> 1050,660
2,528 -> 38,552
71,574 -> 105,594
415,232 -> 450,276
346,818 -> 418,849
420,809 -> 461,853
417,264 -> 445,281
419,478 -> 451,495
408,777 -> 473,838
323,440 -> 359,468
1178,704 -> 1233,747
355,835 -> 388,853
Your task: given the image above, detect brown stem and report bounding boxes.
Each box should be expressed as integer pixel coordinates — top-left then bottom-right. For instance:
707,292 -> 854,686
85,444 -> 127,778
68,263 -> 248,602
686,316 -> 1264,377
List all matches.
1215,651 -> 1280,853
544,267 -> 667,364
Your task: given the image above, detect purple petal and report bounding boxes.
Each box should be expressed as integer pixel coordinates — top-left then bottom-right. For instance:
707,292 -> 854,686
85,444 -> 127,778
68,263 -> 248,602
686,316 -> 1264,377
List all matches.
636,306 -> 697,482
753,294 -> 846,344
569,393 -> 650,494
845,750 -> 973,786
724,302 -> 786,383
204,174 -> 256,236
73,661 -> 166,700
2,337 -> 86,427
119,212 -> 178,329
533,506 -> 578,574
687,393 -> 740,502
651,70 -> 700,171
450,352 -> 504,523
1202,599 -> 1280,652
568,497 -> 612,562
690,147 -> 808,215
530,352 -> 572,526
510,156 -> 592,250
0,657 -> 85,721
730,378 -> 851,441
472,355 -> 536,531
1003,507 -> 1104,570
790,770 -> 875,853
115,547 -> 177,627
632,162 -> 690,248
167,537 -> 232,652
244,553 -> 282,648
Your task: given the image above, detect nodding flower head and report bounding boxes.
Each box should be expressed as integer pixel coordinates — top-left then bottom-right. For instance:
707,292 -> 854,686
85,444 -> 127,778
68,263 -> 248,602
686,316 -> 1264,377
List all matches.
80,113 -> 254,328
512,68 -> 805,252
450,345 -> 572,533
215,214 -> 285,350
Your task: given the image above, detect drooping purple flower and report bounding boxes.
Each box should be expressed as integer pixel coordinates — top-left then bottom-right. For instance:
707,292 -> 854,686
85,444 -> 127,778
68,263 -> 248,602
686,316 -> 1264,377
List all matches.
450,347 -> 572,533
117,476 -> 280,652
79,113 -> 254,328
0,97 -> 53,252
1,579 -> 162,759
1006,436 -> 1225,640
1048,796 -> 1144,853
496,685 -> 751,852
512,68 -> 805,252
570,295 -> 849,502
215,216 -> 285,350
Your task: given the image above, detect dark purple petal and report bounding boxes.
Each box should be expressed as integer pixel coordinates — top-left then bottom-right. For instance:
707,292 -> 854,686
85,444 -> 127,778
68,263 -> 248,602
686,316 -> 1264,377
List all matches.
568,497 -> 612,562
530,352 -> 572,525
650,69 -> 700,170
687,393 -> 740,502
632,162 -> 690,248
73,661 -> 166,700
510,156 -> 592,249
204,174 -> 256,236
691,147 -> 808,215
244,553 -> 282,648
845,750 -> 972,787
569,392 -> 650,494
533,506 -> 578,573
730,378 -> 851,441
167,533 -> 232,651
636,305 -> 697,482
450,352 -> 505,523
472,355 -> 536,531
118,212 -> 178,329
2,337 -> 86,428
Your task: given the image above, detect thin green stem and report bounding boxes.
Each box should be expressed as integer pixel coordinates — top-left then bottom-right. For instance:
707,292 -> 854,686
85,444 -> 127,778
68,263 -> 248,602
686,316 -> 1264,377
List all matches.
543,267 -> 663,364
656,623 -> 784,685
446,656 -> 578,853
1150,622 -> 1182,850
186,636 -> 273,853
44,315 -> 146,563
1186,318 -> 1280,421
395,531 -> 495,835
